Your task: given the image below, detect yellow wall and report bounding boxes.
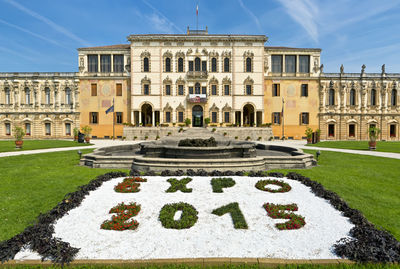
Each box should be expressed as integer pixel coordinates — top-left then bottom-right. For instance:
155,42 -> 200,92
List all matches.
264,79 -> 319,139
79,79 -> 130,138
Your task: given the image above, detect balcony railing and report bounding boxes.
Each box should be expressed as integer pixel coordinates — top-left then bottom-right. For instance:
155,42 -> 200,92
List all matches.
187,94 -> 208,103
186,71 -> 208,80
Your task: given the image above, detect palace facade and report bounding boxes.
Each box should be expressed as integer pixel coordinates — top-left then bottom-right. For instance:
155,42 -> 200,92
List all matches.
0,28 -> 399,140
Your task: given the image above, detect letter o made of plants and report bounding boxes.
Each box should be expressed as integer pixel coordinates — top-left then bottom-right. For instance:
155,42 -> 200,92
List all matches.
255,179 -> 291,193
159,202 -> 198,229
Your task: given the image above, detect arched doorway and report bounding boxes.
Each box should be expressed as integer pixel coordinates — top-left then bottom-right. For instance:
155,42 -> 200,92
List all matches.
192,105 -> 203,127
243,104 -> 255,126
141,104 -> 153,126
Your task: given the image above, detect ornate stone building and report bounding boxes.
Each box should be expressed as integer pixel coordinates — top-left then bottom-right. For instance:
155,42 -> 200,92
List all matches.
0,72 -> 79,138
319,66 -> 400,140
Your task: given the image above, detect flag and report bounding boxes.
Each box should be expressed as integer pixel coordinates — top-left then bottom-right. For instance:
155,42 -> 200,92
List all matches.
105,104 -> 114,114
196,4 -> 198,15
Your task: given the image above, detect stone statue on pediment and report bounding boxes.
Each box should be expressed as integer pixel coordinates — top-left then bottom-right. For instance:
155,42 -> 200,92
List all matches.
381,64 -> 386,74
340,64 -> 344,74
361,64 -> 366,73
320,64 -> 324,73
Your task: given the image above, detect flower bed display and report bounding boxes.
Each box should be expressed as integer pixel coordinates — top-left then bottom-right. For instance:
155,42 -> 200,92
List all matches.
263,203 -> 306,230
159,202 -> 199,229
101,202 -> 141,231
255,179 -> 291,193
165,177 -> 193,193
114,177 -> 147,193
211,177 -> 236,193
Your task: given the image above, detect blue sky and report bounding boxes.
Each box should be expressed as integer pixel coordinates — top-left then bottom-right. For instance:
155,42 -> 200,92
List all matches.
0,0 -> 399,73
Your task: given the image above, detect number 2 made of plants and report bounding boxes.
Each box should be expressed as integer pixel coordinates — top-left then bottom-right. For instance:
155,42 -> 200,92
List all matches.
101,202 -> 141,231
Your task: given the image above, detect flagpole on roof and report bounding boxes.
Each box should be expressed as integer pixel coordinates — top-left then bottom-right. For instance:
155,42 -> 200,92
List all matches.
196,1 -> 199,31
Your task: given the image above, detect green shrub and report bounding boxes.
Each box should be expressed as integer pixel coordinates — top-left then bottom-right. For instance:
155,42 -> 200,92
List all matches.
159,202 -> 198,229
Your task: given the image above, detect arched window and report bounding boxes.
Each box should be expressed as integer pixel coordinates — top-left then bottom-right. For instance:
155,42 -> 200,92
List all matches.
195,82 -> 201,94
143,57 -> 149,72
25,88 -> 30,105
165,58 -> 171,72
178,58 -> 184,72
45,87 -> 50,104
246,57 -> 252,72
224,57 -> 230,72
350,89 -> 356,106
371,89 -> 376,106
211,57 -> 217,72
329,89 -> 335,106
392,89 -> 397,106
65,88 -> 71,105
195,57 -> 201,71
5,88 -> 10,104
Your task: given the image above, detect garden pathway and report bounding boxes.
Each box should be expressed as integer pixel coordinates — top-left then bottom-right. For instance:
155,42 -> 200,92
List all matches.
1,139 -> 400,160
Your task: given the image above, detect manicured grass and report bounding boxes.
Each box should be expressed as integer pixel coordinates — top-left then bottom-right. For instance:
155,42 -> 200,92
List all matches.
0,140 -> 91,153
272,149 -> 400,241
306,141 -> 400,153
0,149 -> 128,241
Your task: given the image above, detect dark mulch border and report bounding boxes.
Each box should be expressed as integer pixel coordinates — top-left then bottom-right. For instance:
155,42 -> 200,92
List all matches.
1,169 -> 399,265
0,171 -> 126,266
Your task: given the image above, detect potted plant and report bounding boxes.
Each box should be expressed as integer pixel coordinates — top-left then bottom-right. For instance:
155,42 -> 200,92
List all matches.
184,118 -> 191,127
81,125 -> 92,143
13,126 -> 25,148
73,127 -> 79,141
368,126 -> 381,150
305,127 -> 313,144
204,117 -> 210,127
315,129 -> 321,143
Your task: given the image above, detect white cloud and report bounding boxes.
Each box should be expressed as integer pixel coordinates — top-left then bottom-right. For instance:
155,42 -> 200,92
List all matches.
275,0 -> 319,43
141,0 -> 183,33
0,46 -> 36,61
238,0 -> 263,33
4,0 -> 91,46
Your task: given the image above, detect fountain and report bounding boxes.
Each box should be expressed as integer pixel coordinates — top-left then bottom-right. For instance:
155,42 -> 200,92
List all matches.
80,129 -> 315,171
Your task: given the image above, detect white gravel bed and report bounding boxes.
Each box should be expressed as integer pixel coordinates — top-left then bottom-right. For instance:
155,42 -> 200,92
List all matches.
15,176 -> 354,260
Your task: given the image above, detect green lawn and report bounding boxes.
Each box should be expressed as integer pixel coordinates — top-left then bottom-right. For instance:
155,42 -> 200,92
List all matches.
0,149 -> 128,241
0,148 -> 399,252
0,140 -> 91,153
306,141 -> 400,153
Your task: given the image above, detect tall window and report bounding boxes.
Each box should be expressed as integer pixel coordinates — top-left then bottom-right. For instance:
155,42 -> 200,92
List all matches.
202,61 -> 207,72
116,112 -> 123,124
285,55 -> 296,73
299,55 -> 310,73
91,84 -> 97,96
211,112 -> 217,123
301,84 -> 308,97
350,89 -> 356,106
391,89 -> 397,106
178,58 -> 184,72
371,89 -> 376,106
165,111 -> 171,123
65,88 -> 71,105
273,112 -> 281,125
349,124 -> 355,137
195,57 -> 201,71
271,55 -> 282,73
178,85 -> 184,95
328,124 -> 335,137
390,124 -> 396,137
224,112 -> 230,123
5,123 -> 11,135
189,61 -> 194,71
90,112 -> 98,124
45,88 -> 50,104
202,87 -> 206,94
272,84 -> 280,96
329,89 -> 335,105
116,83 -> 122,96
100,55 -> 111,73
246,85 -> 252,95
195,83 -> 200,94
25,123 -> 31,136
223,58 -> 230,72
65,123 -> 71,136
25,88 -> 30,104
45,123 -> 51,136
144,84 -> 150,95
245,57 -> 252,72
224,85 -> 230,95
165,85 -> 171,95
165,58 -> 171,72
211,84 -> 217,95
189,86 -> 193,94
211,57 -> 217,72
113,55 -> 124,73
178,111 -> 184,123
5,88 -> 10,104
143,57 -> 149,72
300,112 -> 309,125
88,55 -> 98,72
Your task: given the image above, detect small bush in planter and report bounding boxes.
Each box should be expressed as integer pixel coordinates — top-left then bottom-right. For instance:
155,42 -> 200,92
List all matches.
167,132 -> 172,136
204,117 -> 210,126
13,126 -> 25,148
235,136 -> 238,140
212,128 -> 216,132
179,127 -> 184,133
156,135 -> 160,140
305,127 -> 313,143
73,127 -> 79,140
144,135 -> 148,140
81,125 -> 92,143
184,118 -> 191,127
223,132 -> 227,136
258,136 -> 262,141
133,136 -> 137,140
246,136 -> 251,140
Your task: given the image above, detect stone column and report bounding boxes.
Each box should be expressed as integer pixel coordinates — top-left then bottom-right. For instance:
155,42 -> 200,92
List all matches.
111,54 -> 114,73
253,111 -> 256,126
152,111 -> 155,126
139,111 -> 142,125
241,111 -> 244,127
131,110 -> 134,124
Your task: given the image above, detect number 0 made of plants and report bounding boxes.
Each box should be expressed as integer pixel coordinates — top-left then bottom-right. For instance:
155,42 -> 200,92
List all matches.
255,179 -> 291,193
159,202 -> 198,229
101,202 -> 141,231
